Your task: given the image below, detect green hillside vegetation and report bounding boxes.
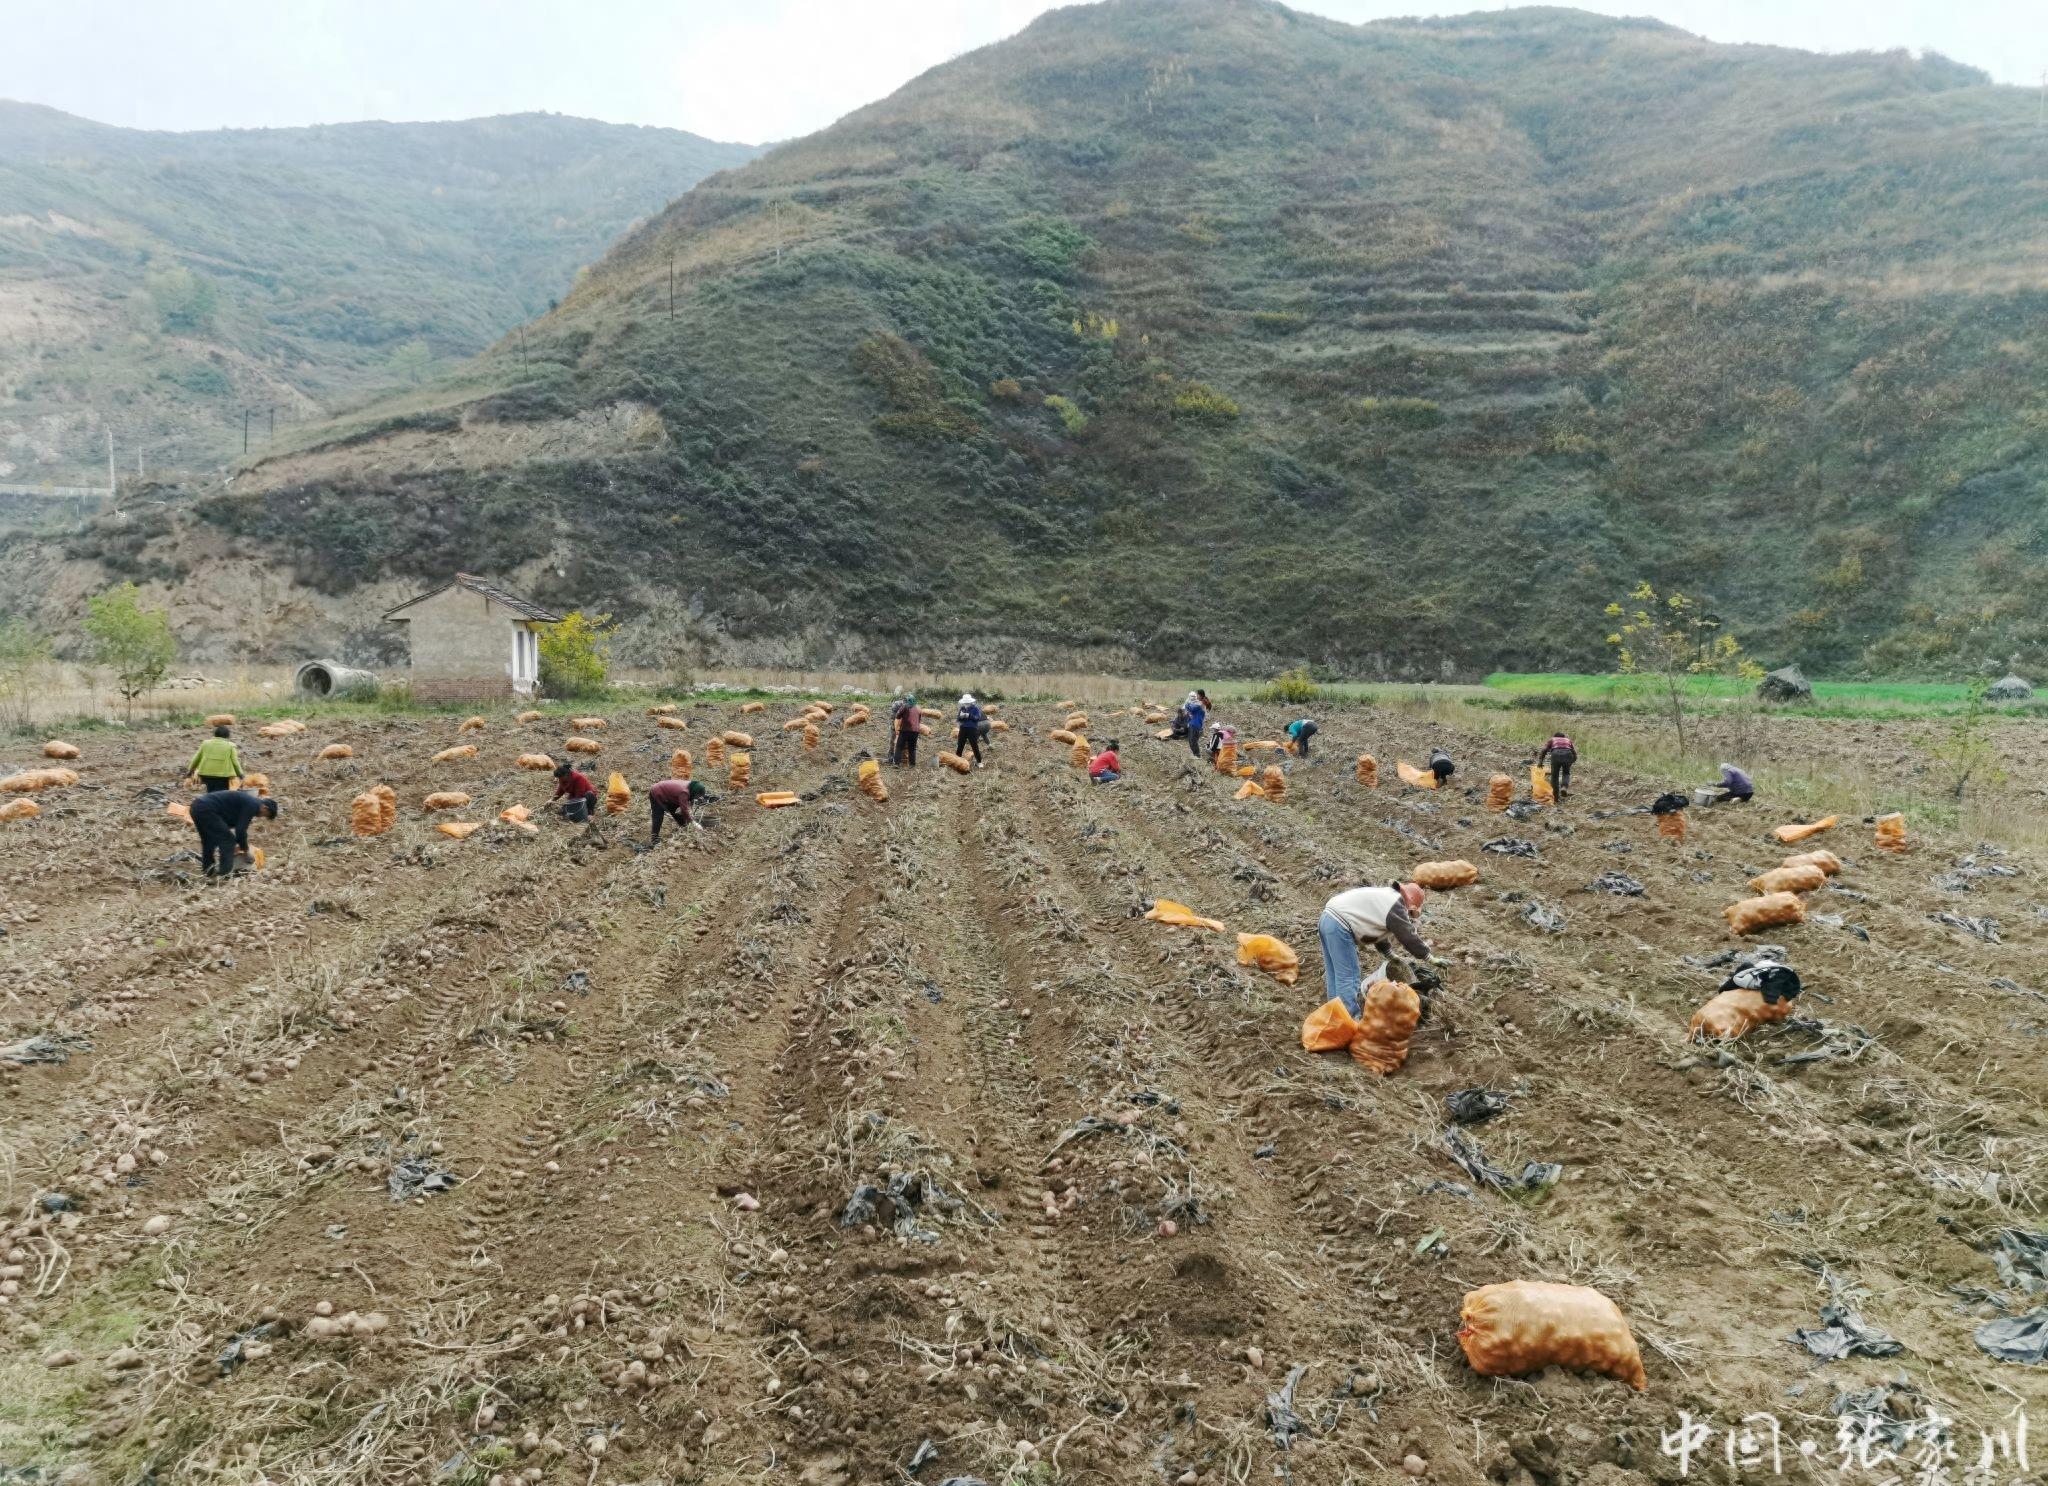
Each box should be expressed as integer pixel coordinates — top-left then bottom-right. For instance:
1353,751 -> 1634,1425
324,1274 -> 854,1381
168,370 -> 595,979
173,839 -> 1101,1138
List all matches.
0,104 -> 758,483
159,3 -> 2048,674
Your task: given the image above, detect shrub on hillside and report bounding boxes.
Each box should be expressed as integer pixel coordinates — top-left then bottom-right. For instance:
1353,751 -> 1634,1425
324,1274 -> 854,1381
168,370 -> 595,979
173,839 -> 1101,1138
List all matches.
1171,383 -> 1240,423
989,377 -> 1025,400
539,610 -> 618,698
1044,395 -> 1089,436
1256,666 -> 1320,705
1358,396 -> 1443,428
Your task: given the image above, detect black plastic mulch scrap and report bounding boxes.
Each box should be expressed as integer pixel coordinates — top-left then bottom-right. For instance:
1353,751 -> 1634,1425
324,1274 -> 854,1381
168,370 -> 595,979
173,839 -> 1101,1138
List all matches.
1794,1304 -> 1904,1360
387,1156 -> 459,1202
1444,1088 -> 1510,1125
1482,837 -> 1540,858
1520,901 -> 1566,934
0,1032 -> 92,1066
1442,1129 -> 1560,1195
1829,1385 -> 1927,1453
1974,1312 -> 2048,1365
838,1170 -> 962,1244
216,1320 -> 281,1376
1266,1363 -> 1310,1448
1932,911 -> 2001,944
1590,870 -> 1646,897
1990,1229 -> 2048,1295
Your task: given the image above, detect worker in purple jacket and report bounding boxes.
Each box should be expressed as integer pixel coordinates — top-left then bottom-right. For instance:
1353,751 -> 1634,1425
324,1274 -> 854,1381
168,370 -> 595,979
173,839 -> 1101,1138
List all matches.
1704,763 -> 1754,804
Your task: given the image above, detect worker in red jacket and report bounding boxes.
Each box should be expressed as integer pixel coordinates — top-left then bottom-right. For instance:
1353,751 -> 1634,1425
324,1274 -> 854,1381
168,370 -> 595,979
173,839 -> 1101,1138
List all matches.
648,777 -> 702,844
550,763 -> 598,824
1088,738 -> 1121,784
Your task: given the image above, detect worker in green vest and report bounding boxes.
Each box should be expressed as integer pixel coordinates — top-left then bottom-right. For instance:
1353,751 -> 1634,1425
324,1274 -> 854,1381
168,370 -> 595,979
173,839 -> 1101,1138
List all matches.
185,727 -> 243,792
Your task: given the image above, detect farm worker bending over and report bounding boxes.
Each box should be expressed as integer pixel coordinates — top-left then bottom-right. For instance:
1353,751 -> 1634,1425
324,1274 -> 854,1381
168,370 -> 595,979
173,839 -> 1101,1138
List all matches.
954,694 -> 986,767
1183,691 -> 1207,759
1319,881 -> 1433,1017
189,788 -> 277,878
550,763 -> 598,823
1536,732 -> 1577,802
186,726 -> 243,793
1089,739 -> 1121,784
1285,718 -> 1319,759
895,695 -> 922,768
647,777 -> 700,844
1428,747 -> 1455,786
1704,763 -> 1753,804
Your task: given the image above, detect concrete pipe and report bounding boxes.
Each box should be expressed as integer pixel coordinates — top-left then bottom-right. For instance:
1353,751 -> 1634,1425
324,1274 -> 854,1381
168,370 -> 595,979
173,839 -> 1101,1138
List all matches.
294,660 -> 379,700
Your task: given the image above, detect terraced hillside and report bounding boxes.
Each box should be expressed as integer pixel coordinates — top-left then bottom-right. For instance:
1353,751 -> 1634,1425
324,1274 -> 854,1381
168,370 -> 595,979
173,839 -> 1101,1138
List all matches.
30,0 -> 2044,678
2,696 -> 2043,1483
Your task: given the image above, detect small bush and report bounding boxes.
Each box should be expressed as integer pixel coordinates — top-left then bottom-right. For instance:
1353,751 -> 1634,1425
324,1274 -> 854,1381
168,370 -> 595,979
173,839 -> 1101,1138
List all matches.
1171,383 -> 1240,423
989,377 -> 1024,401
1044,395 -> 1089,436
1358,396 -> 1443,428
1505,690 -> 1581,712
1255,666 -> 1320,705
539,611 -> 618,698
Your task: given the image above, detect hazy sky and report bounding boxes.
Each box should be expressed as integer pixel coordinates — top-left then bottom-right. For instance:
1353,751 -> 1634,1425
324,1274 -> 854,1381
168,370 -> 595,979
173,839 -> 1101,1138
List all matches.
3,0 -> 2038,144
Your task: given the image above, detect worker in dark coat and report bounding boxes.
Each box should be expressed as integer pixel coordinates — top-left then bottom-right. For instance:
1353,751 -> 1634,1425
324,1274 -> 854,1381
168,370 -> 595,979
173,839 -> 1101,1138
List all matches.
189,788 -> 277,878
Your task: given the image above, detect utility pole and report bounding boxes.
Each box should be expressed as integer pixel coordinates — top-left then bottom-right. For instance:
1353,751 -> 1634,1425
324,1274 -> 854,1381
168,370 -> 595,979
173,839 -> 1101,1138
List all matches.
268,405 -> 276,440
243,409 -> 251,454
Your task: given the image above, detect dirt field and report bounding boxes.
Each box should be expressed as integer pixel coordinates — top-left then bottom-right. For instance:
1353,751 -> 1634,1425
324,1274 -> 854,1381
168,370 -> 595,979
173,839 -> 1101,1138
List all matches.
2,697 -> 2043,1486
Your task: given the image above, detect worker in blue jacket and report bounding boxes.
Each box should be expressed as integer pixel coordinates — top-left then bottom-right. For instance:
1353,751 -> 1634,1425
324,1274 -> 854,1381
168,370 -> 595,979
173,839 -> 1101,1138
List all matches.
1182,690 -> 1207,759
954,694 -> 986,767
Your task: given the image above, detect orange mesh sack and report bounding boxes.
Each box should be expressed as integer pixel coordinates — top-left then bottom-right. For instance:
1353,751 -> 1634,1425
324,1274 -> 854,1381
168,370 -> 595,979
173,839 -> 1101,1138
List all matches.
841,710 -> 869,729
1065,713 -> 1089,731
435,821 -> 483,840
516,753 -> 554,771
565,737 -> 602,755
1487,774 -> 1513,812
727,752 -> 750,788
1234,780 -> 1265,800
242,772 -> 271,796
349,791 -> 385,836
1145,899 -> 1225,932
42,740 -> 80,760
1349,980 -> 1421,1074
656,716 -> 688,731
1782,849 -> 1842,876
1773,816 -> 1837,844
721,730 -> 754,748
0,798 -> 40,823
257,722 -> 298,739
1234,933 -> 1299,985
1301,997 -> 1360,1052
458,715 -> 486,733
1235,764 -> 1256,778
1154,729 -> 1176,741
1213,741 -> 1237,774
423,791 -> 470,811
1723,891 -> 1804,935
373,784 -> 397,833
432,744 -> 478,763
1243,740 -> 1281,754
319,743 -> 353,760
1874,813 -> 1906,852
1657,811 -> 1687,842
1356,754 -> 1378,788
1261,765 -> 1287,803
500,804 -> 532,823
1748,863 -> 1826,896
1049,728 -> 1078,745
671,749 -> 692,779
205,713 -> 236,728
1070,739 -> 1090,769
570,717 -> 607,732
1414,859 -> 1479,890
781,716 -> 810,732
516,709 -> 543,723
1688,989 -> 1795,1042
167,800 -> 192,823
989,719 -> 1009,732
2,768 -> 77,793
756,790 -> 799,808
739,702 -> 765,715
803,722 -> 820,750
605,772 -> 631,815
1529,763 -> 1554,804
941,751 -> 972,774
1396,760 -> 1437,790
1457,1282 -> 1646,1390
857,759 -> 889,802
647,703 -> 678,716
705,737 -> 725,764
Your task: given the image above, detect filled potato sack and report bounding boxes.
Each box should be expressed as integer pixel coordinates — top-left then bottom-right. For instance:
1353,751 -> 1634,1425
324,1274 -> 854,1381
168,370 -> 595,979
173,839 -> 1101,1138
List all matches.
1234,781 -> 1264,800
1261,764 -> 1287,803
458,716 -> 487,733
1243,740 -> 1282,754
1234,933 -> 1299,986
1349,979 -> 1421,1074
570,716 -> 608,732
721,730 -> 755,748
432,744 -> 478,763
0,798 -> 40,823
564,737 -> 602,755
42,740 -> 80,760
1049,728 -> 1078,745
1529,763 -> 1554,804
373,784 -> 397,833
1773,816 -> 1837,844
841,710 -> 869,729
755,791 -> 800,808
781,716 -> 811,732
1145,899 -> 1225,932
647,703 -> 678,716
2,768 -> 78,793
1487,774 -> 1513,812
605,772 -> 631,815
1657,811 -> 1687,842
205,713 -> 236,728
349,791 -> 386,837
739,702 -> 766,715
656,715 -> 688,731
1413,859 -> 1480,890
1070,739 -> 1091,769
1722,891 -> 1804,935
1874,813 -> 1907,852
435,821 -> 483,840
989,719 -> 1010,733
1688,988 -> 1795,1041
705,738 -> 726,764
516,753 -> 555,771
803,722 -> 821,750
1748,863 -> 1826,896
500,804 -> 532,823
1213,740 -> 1237,774
1356,754 -> 1378,788
1396,760 -> 1438,790
319,743 -> 354,761
423,791 -> 470,811
1457,1282 -> 1646,1390
1782,849 -> 1842,876
1064,713 -> 1089,731
167,801 -> 192,823
516,709 -> 543,723
857,759 -> 889,801
727,752 -> 750,788
242,772 -> 271,796
941,752 -> 973,774
670,749 -> 692,779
